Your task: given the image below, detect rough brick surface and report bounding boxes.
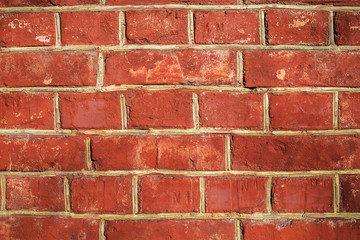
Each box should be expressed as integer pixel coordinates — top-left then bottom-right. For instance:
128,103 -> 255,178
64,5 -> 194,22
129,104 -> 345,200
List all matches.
232,135 -> 360,171
0,93 -> 53,129
126,10 -> 188,44
126,90 -> 193,129
194,11 -> 259,44
242,220 -> 360,240
104,50 -> 236,86
7,177 -> 64,211
272,177 -> 333,212
0,51 -> 98,87
139,176 -> 200,213
0,13 -> 55,47
70,176 -> 132,213
91,135 -> 157,170
156,135 -> 225,171
266,10 -> 329,45
339,93 -> 360,129
107,0 -> 236,4
59,92 -> 122,129
243,51 -> 360,87
0,136 -> 86,171
205,177 -> 266,213
335,12 -> 360,46
61,12 -> 119,45
0,0 -> 100,6
199,92 -> 263,129
340,175 -> 360,212
269,93 -> 333,130
244,0 -> 360,5
105,220 -> 236,240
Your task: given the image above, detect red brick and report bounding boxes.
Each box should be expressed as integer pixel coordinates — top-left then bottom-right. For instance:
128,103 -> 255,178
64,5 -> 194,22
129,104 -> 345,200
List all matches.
244,0 -> 360,5
272,177 -> 333,213
0,0 -> 99,6
139,175 -> 200,213
59,92 -> 121,129
70,176 -> 132,213
231,135 -> 360,171
0,51 -> 98,87
126,10 -> 188,44
339,93 -> 360,129
243,51 -> 360,87
205,177 -> 266,213
269,93 -> 333,130
91,135 -> 157,170
0,93 -> 53,129
7,176 -> 64,211
340,175 -> 360,212
194,11 -> 259,44
199,92 -> 263,129
105,220 -> 235,240
242,220 -> 360,240
126,90 -> 193,129
0,216 -> 99,239
335,12 -> 360,46
0,13 -> 55,47
156,135 -> 225,171
266,10 -> 329,45
0,136 -> 86,171
107,0 -> 236,4
104,50 -> 236,86
61,12 -> 119,46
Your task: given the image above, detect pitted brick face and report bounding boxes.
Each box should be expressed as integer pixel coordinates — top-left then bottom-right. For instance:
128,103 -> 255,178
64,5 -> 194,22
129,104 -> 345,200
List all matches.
1,0 -> 360,239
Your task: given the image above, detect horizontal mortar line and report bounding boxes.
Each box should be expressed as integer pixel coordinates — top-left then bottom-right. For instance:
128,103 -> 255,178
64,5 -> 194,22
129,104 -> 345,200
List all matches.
0,169 -> 360,177
3,86 -> 360,93
1,4 -> 360,12
0,211 -> 360,220
1,129 -> 360,136
1,45 -> 360,53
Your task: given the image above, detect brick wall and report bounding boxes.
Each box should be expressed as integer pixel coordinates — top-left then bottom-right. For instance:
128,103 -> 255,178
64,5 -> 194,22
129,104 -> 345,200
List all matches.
0,0 -> 360,239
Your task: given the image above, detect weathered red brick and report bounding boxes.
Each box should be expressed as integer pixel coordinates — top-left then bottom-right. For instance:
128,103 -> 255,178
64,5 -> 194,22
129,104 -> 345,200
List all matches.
126,10 -> 188,44
340,175 -> 360,212
61,12 -> 119,45
244,0 -> 360,5
107,0 -> 236,4
105,220 -> 236,240
59,92 -> 121,129
91,135 -> 157,170
232,135 -> 360,171
0,93 -> 53,129
70,176 -> 132,213
194,11 -> 259,44
0,216 -> 99,239
139,175 -> 200,213
205,177 -> 266,213
0,136 -> 86,171
242,220 -> 360,240
243,51 -> 360,87
0,0 -> 99,6
269,93 -> 333,130
0,51 -> 98,87
156,135 -> 225,171
126,90 -> 193,129
335,12 -> 360,46
266,10 -> 329,45
0,13 -> 55,47
339,93 -> 360,129
272,177 -> 333,212
104,50 -> 236,86
7,176 -> 64,211
199,92 -> 263,129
